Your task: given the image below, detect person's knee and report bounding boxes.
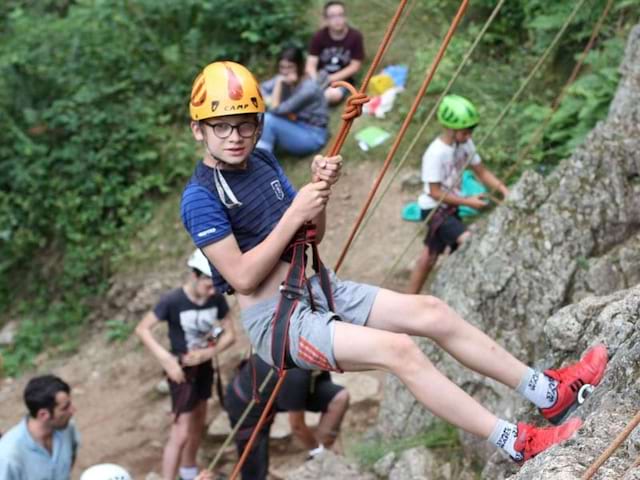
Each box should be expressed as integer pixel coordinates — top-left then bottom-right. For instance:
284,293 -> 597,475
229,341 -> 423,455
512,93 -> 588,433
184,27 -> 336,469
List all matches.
169,419 -> 191,447
457,231 -> 471,245
417,295 -> 459,341
329,388 -> 350,414
383,333 -> 425,373
417,247 -> 437,269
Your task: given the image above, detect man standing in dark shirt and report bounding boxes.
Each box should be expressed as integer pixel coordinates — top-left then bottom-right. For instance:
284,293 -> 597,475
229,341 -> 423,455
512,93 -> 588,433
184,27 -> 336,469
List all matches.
224,355 -> 350,480
136,249 -> 236,480
306,1 -> 365,105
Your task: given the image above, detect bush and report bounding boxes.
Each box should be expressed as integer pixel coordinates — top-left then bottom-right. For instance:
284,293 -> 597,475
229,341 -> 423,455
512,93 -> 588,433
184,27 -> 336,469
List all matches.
0,0 -> 311,371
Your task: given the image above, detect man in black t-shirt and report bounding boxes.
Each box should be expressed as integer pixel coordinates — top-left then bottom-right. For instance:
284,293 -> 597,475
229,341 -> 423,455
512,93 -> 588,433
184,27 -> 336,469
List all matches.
306,1 -> 365,105
224,355 -> 349,480
136,250 -> 236,480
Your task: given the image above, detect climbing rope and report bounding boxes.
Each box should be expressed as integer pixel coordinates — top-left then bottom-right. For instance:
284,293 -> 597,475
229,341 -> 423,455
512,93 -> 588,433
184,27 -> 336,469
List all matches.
207,369 -> 275,472
500,0 -> 615,183
334,0 -> 471,272
229,373 -> 288,479
348,0 -> 507,252
581,410 -> 640,479
376,0 -> 591,285
218,2 -> 413,477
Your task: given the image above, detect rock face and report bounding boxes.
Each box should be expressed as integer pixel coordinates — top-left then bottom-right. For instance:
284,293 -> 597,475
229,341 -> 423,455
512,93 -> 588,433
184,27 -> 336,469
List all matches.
374,22 -> 640,477
284,451 -> 376,480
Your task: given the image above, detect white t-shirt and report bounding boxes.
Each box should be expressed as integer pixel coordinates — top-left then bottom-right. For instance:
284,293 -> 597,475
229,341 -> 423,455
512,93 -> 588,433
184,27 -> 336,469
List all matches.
418,137 -> 481,210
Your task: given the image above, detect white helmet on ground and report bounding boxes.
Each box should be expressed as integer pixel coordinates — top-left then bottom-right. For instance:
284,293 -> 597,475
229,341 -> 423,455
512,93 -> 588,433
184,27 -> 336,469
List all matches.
187,249 -> 212,277
80,464 -> 132,480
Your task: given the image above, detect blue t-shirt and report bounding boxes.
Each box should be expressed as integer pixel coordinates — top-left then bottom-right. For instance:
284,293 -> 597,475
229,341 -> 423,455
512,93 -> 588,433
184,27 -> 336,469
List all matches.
181,149 -> 296,293
0,417 -> 80,480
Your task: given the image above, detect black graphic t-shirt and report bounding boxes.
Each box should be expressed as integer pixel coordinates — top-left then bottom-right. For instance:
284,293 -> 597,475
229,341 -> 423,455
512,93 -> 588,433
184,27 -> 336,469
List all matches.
153,288 -> 229,355
308,27 -> 365,85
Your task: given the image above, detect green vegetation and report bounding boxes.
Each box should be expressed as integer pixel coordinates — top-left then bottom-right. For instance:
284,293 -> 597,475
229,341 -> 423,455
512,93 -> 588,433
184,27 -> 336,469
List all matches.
349,421 -> 460,468
0,0 -> 637,373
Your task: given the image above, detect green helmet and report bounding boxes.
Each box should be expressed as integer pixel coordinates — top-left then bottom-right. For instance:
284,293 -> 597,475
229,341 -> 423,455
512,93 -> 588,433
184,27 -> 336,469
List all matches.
437,94 -> 479,130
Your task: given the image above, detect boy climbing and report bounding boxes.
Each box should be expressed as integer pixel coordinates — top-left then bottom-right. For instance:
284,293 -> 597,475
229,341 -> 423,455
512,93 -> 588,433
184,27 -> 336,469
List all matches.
407,94 -> 510,294
135,249 -> 236,480
180,61 -> 608,465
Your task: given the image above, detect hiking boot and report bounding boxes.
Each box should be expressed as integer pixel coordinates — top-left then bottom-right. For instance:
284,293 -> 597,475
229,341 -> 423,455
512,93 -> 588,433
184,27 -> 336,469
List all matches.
540,344 -> 608,425
513,417 -> 582,463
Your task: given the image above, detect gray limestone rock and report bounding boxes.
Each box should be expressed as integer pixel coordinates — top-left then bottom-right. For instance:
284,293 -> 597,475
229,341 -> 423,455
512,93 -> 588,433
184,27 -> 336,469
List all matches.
284,450 -> 376,480
373,22 -> 640,477
388,446 -> 435,480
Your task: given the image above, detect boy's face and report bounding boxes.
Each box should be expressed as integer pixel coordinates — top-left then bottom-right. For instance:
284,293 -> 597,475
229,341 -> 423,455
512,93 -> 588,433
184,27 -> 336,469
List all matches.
453,128 -> 473,143
191,113 -> 259,167
193,273 -> 216,298
324,4 -> 347,33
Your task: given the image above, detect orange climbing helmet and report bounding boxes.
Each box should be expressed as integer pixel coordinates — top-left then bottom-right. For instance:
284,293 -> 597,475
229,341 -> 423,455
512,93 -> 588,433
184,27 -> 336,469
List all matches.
189,61 -> 265,121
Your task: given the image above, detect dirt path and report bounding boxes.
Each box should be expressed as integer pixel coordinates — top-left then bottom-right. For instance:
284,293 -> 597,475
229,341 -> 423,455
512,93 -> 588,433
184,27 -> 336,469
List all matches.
0,159 -> 424,478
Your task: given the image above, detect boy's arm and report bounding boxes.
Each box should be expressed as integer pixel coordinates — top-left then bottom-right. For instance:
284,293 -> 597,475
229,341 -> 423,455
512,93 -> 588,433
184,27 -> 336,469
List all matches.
202,182 -> 330,295
135,311 -> 185,383
305,55 -> 319,79
327,59 -> 362,84
470,163 -> 509,198
429,183 -> 487,210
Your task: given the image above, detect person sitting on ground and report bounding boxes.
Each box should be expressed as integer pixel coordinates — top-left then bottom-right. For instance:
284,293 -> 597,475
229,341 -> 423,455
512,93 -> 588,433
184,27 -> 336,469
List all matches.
181,60 -> 609,466
407,94 -> 511,294
306,1 -> 365,105
0,374 -> 80,480
257,46 -> 329,157
224,354 -> 349,480
135,249 -> 236,480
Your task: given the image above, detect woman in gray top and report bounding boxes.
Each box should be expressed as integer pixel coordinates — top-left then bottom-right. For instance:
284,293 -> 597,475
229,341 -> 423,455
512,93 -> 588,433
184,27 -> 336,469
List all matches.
257,47 -> 329,156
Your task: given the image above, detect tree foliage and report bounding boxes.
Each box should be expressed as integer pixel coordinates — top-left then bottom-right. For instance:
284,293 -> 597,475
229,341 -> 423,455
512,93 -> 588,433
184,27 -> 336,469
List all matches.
0,0 -> 311,373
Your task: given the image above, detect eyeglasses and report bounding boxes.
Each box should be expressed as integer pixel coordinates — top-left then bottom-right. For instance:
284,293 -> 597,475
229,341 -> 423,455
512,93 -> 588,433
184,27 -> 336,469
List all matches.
203,121 -> 258,139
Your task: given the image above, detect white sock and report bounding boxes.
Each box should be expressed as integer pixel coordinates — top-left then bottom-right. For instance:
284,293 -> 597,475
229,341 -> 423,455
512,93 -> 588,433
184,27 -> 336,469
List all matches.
517,367 -> 558,409
488,419 -> 522,462
179,466 -> 198,480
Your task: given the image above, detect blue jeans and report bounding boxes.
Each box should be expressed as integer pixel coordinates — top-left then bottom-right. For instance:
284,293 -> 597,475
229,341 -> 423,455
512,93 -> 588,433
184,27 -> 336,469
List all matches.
257,112 -> 328,157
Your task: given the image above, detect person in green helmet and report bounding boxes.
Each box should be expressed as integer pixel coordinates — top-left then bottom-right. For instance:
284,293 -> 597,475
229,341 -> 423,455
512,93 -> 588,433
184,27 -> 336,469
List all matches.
407,94 -> 510,294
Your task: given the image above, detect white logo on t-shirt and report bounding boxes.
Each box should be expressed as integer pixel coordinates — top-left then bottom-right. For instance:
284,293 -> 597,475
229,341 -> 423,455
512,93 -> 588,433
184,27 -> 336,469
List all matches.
271,180 -> 285,200
197,227 -> 217,237
179,307 -> 219,350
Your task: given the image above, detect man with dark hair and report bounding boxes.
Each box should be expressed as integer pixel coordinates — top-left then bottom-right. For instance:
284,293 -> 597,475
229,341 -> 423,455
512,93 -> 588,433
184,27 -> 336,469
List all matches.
306,0 -> 365,105
0,374 -> 80,479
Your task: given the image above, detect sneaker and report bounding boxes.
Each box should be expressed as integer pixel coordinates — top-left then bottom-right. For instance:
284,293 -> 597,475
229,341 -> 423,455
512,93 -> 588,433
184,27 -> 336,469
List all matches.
513,417 -> 582,463
540,344 -> 608,425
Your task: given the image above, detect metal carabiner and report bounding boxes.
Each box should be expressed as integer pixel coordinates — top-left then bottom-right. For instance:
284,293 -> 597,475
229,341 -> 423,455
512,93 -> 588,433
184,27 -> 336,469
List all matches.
577,383 -> 595,404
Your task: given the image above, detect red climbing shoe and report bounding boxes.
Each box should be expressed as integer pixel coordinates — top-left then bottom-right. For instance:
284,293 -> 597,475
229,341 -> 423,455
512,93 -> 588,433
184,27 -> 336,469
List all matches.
540,344 -> 608,425
513,417 -> 582,463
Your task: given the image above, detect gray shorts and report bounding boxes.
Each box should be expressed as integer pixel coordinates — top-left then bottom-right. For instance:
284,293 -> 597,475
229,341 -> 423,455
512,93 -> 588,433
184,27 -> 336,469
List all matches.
241,269 -> 379,371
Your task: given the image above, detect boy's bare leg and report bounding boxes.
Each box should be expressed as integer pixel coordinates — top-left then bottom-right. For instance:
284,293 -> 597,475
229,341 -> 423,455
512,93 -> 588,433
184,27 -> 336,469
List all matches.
162,411 -> 192,480
367,290 -> 528,389
180,400 -> 207,469
406,246 -> 438,294
316,388 -> 349,448
333,322 -> 496,438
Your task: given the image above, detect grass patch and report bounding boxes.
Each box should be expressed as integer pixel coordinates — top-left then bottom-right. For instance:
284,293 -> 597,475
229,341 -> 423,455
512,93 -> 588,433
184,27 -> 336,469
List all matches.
349,421 -> 461,468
